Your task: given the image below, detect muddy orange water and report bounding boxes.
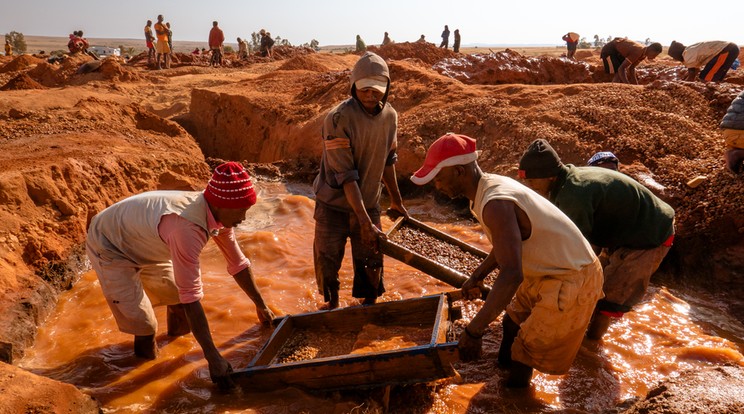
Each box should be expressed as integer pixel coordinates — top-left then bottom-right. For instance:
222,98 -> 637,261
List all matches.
20,183 -> 744,413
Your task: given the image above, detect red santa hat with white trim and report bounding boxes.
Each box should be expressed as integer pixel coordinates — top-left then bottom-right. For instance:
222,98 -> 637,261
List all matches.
410,133 -> 478,185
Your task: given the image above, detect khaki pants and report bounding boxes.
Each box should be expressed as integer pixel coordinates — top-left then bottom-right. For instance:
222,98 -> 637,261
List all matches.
506,258 -> 603,375
723,128 -> 744,150
601,244 -> 671,308
86,239 -> 180,336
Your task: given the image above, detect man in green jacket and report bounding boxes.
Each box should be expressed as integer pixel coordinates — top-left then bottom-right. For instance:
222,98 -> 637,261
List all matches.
518,139 -> 675,340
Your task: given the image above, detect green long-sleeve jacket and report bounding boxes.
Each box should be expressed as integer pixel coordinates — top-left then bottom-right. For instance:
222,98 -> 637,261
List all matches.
549,165 -> 675,249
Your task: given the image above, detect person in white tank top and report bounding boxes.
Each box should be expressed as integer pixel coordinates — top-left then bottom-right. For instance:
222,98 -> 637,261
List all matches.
411,133 -> 603,387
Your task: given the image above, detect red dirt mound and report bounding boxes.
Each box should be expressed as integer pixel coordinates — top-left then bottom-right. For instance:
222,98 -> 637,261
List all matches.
368,42 -> 458,66
0,73 -> 46,91
432,49 -> 593,85
0,55 -> 44,74
574,50 -> 595,60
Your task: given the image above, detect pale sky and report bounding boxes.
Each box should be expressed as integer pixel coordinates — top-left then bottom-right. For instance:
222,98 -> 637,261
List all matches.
2,0 -> 743,47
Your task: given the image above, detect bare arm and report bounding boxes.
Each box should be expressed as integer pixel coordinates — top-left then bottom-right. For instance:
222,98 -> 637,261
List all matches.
381,164 -> 408,218
463,200 -> 525,336
617,59 -> 636,84
233,266 -> 274,323
343,180 -> 382,249
685,67 -> 698,81
182,300 -> 233,387
458,200 -> 525,361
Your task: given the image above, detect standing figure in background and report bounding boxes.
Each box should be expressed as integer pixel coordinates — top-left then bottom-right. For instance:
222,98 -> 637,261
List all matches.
144,20 -> 155,65
355,35 -> 367,53
668,40 -> 740,82
453,29 -> 461,53
416,34 -> 426,43
208,21 -> 224,67
382,32 -> 392,46
562,32 -> 580,60
237,37 -> 248,59
166,22 -> 173,57
312,52 -> 408,310
154,15 -> 170,69
259,29 -> 274,58
439,25 -> 450,49
4,39 -> 12,56
720,90 -> 744,173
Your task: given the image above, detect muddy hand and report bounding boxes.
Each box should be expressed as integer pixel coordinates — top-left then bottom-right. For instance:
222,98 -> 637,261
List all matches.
458,328 -> 483,362
209,357 -> 235,391
361,221 -> 382,252
461,277 -> 483,300
257,306 -> 275,325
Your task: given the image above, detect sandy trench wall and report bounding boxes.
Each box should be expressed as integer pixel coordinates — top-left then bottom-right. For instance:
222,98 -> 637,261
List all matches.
187,74 -> 348,165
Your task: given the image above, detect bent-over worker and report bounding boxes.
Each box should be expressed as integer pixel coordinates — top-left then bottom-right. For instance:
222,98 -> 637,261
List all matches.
86,162 -> 274,387
518,139 -> 675,341
411,133 -> 603,387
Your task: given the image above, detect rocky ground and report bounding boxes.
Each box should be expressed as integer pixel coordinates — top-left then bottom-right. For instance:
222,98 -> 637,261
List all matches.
0,43 -> 743,412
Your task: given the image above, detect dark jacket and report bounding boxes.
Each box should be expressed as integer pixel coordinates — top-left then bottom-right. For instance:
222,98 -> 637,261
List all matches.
550,165 -> 675,249
720,90 -> 744,130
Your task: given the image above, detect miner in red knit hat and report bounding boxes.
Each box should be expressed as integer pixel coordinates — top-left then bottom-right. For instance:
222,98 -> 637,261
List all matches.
86,161 -> 273,389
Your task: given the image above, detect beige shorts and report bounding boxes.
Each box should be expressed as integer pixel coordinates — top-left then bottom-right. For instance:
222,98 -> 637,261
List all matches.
723,128 -> 744,150
86,240 -> 180,336
601,244 -> 671,308
156,40 -> 171,54
506,258 -> 603,375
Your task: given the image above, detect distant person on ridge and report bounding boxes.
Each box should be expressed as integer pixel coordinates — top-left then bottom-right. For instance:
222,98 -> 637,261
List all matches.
259,29 -> 274,58
668,40 -> 740,82
208,21 -> 225,66
4,40 -> 12,56
166,22 -> 173,55
416,34 -> 426,43
154,15 -> 171,69
355,35 -> 367,53
237,37 -> 249,59
720,90 -> 744,174
265,32 -> 275,57
453,29 -> 461,53
76,30 -> 98,60
86,162 -> 275,389
144,20 -> 155,65
562,32 -> 580,60
518,139 -> 675,341
382,32 -> 392,46
439,25 -> 450,49
313,52 -> 408,310
600,37 -> 662,84
67,32 -> 84,54
587,151 -> 619,171
410,133 -> 603,388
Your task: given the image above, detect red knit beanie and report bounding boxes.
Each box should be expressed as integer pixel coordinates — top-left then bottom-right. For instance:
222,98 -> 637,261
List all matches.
204,162 -> 257,209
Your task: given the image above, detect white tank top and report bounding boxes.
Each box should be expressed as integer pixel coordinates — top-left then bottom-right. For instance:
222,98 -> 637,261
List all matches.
470,174 -> 596,279
87,191 -> 210,265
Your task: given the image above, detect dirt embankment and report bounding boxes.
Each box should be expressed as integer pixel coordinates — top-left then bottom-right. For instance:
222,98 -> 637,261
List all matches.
0,87 -> 208,364
1,41 -> 743,412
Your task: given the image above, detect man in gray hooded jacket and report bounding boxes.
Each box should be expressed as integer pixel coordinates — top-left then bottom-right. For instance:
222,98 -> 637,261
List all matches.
313,52 -> 408,309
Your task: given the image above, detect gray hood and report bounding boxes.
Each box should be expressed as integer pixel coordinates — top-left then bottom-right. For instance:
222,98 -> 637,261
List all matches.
350,52 -> 391,107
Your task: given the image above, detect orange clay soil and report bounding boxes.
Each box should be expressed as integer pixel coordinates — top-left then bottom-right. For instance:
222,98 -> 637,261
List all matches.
0,41 -> 742,412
